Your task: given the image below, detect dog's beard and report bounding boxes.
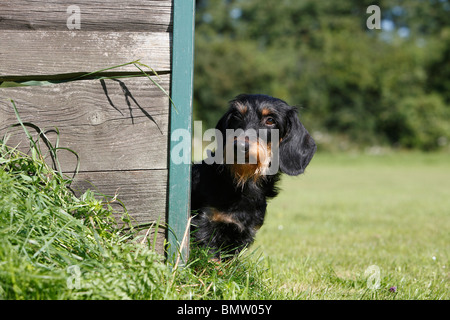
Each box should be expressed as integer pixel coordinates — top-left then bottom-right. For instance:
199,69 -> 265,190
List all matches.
224,139 -> 272,188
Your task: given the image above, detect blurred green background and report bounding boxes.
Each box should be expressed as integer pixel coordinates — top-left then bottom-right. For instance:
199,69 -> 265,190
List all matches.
193,0 -> 450,152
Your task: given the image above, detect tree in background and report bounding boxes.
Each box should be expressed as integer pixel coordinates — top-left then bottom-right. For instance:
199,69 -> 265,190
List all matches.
193,0 -> 450,150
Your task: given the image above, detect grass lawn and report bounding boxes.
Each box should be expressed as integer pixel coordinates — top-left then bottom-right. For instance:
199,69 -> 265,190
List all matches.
254,152 -> 450,299
1,129 -> 448,300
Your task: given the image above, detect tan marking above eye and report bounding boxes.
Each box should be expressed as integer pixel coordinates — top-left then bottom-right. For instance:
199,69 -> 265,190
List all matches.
235,102 -> 248,114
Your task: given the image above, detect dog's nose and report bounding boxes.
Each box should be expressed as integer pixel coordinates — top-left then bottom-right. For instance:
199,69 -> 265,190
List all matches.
234,139 -> 249,154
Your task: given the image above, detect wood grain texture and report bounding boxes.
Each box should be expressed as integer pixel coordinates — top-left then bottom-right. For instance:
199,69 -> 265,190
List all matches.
0,0 -> 172,32
70,170 -> 167,224
0,76 -> 170,172
70,169 -> 168,252
0,31 -> 171,76
0,0 -> 183,255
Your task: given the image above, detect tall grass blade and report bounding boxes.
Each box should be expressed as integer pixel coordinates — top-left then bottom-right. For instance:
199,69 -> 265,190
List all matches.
133,61 -> 178,113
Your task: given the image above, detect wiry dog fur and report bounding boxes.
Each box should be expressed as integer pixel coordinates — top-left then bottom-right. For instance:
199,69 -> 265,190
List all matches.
191,94 -> 316,258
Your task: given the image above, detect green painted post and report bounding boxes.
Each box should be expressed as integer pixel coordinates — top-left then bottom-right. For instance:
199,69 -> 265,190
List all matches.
167,0 -> 195,266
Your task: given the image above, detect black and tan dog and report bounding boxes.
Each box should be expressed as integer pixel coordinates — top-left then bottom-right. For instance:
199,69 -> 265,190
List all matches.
191,94 -> 316,259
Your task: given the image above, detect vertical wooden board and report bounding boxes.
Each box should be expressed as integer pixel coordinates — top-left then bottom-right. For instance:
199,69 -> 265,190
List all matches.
167,0 -> 195,265
0,77 -> 170,172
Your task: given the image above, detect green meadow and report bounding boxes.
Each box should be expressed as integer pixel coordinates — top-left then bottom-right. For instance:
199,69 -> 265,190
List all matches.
255,152 -> 450,299
1,135 -> 448,299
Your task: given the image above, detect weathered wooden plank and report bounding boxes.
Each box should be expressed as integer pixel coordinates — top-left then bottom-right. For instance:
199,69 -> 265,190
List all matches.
70,169 -> 168,253
0,0 -> 172,32
0,77 -> 170,172
70,170 -> 167,224
0,31 -> 171,76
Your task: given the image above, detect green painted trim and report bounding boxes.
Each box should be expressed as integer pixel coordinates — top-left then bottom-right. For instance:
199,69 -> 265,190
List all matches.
167,0 -> 195,265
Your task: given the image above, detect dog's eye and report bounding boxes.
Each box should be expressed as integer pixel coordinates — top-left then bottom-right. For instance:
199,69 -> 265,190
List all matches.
265,117 -> 276,126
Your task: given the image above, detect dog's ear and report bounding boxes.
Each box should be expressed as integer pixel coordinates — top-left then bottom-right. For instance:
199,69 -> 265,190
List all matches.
215,110 -> 231,135
215,109 -> 232,149
279,109 -> 316,176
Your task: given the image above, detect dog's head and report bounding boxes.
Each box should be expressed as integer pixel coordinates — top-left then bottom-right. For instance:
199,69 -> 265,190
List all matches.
215,94 -> 316,184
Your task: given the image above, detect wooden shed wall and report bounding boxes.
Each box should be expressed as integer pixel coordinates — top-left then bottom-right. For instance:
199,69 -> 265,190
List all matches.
0,0 -> 175,252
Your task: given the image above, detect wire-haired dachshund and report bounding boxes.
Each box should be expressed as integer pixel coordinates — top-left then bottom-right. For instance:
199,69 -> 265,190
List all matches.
191,94 -> 316,259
